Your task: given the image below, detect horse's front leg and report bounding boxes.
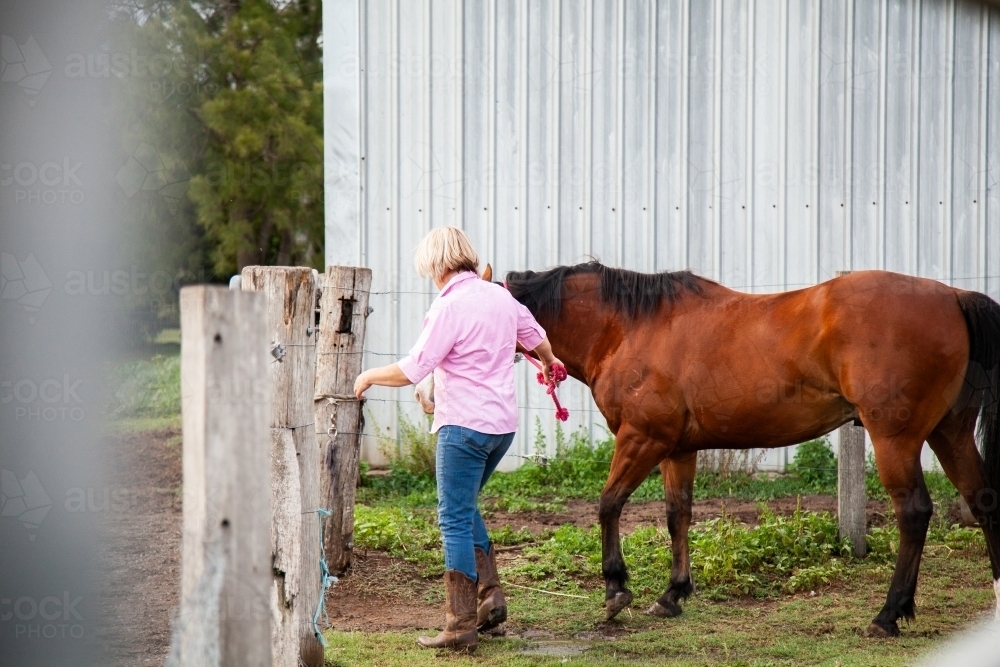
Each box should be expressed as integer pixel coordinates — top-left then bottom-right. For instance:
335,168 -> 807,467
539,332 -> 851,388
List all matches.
647,453 -> 696,618
599,426 -> 665,620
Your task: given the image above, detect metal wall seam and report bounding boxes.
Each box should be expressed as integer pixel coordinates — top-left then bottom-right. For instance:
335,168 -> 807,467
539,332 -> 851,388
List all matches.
553,0 -> 562,268
585,0 -> 594,263
911,0 -> 922,276
359,0 -> 369,267
648,0 -> 658,274
681,0 -> 690,270
778,0 -> 788,290
585,0 -> 596,446
424,0 -> 432,257
878,0 -> 888,271
616,0 -> 626,266
992,7 -> 1000,302
946,0 -> 956,284
746,0 -> 756,291
392,0 -> 402,455
812,0 -> 821,285
487,0 -> 496,268
980,3 -> 990,293
519,1 -> 530,460
844,0 -> 855,270
712,0 -> 723,282
456,0 -> 465,234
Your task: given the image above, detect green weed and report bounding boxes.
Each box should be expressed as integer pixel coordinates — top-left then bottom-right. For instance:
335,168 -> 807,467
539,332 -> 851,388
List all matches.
353,505 -> 442,573
786,438 -> 838,490
504,506 -> 856,599
106,354 -> 181,420
352,505 -> 539,575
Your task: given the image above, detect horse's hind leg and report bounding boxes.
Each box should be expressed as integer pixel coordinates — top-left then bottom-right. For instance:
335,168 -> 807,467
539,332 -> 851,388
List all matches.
867,432 -> 933,638
599,425 -> 666,621
927,408 -> 1000,619
647,453 -> 696,618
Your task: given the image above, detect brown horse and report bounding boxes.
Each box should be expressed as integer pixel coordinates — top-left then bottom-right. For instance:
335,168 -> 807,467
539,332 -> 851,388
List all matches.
505,262 -> 1000,637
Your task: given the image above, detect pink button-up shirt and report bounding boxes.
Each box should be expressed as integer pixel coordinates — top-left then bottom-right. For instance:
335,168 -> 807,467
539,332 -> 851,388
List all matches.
397,271 -> 546,434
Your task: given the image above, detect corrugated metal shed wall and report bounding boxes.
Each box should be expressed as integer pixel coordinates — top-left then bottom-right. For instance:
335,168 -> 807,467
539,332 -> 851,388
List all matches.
325,0 -> 1000,469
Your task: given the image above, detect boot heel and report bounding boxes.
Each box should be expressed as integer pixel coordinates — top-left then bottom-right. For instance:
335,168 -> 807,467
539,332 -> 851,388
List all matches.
479,605 -> 507,631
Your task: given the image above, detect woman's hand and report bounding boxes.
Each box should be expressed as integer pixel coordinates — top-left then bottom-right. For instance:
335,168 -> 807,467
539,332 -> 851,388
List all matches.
354,370 -> 374,400
541,357 -> 566,386
531,338 -> 565,385
354,363 -> 412,400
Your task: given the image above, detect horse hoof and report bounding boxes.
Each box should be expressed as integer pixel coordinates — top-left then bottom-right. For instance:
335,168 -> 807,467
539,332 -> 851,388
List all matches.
865,621 -> 900,638
605,590 -> 633,620
646,601 -> 682,618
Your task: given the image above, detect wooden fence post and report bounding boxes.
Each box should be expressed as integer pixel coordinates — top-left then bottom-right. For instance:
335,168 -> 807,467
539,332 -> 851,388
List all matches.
178,286 -> 272,667
314,266 -> 372,573
241,267 -> 324,667
836,270 -> 867,558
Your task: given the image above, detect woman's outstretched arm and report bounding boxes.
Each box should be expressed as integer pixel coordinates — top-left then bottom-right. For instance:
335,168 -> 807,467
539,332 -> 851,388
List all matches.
354,363 -> 411,399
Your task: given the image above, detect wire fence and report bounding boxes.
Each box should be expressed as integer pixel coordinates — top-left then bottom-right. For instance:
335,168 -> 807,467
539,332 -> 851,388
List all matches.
322,271 -> 986,473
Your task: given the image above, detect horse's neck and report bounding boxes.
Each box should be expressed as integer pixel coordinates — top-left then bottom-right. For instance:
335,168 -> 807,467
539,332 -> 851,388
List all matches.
546,279 -> 721,385
545,308 -> 621,386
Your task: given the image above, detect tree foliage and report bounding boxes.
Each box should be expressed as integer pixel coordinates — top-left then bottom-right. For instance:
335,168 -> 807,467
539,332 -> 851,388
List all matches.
116,0 -> 324,282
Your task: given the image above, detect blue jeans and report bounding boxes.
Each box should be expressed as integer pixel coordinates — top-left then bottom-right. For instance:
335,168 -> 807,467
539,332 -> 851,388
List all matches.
435,426 -> 514,581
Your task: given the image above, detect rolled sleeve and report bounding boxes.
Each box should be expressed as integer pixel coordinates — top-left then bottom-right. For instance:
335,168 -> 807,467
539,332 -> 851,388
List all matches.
515,301 -> 546,351
397,305 -> 457,384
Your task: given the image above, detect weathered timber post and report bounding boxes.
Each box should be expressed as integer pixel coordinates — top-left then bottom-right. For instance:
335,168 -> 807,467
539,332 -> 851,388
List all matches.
178,286 -> 272,667
314,265 -> 372,573
241,267 -> 324,667
836,270 -> 867,558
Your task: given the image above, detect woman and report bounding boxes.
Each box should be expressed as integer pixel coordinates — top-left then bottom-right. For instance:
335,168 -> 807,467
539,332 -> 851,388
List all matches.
354,226 -> 562,652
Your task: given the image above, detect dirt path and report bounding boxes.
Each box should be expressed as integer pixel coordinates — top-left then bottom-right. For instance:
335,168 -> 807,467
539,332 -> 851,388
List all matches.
97,427 -> 182,667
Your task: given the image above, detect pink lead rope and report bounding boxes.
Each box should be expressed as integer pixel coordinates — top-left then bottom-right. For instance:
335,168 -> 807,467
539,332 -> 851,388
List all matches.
522,354 -> 570,422
503,279 -> 570,422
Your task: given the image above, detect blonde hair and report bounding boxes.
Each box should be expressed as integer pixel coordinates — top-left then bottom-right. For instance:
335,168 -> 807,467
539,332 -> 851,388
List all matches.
413,226 -> 480,280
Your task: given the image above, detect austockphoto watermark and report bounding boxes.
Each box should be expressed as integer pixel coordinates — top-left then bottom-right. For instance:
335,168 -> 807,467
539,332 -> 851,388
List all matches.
1,593 -> 84,640
1,158 -> 85,205
3,255 -> 192,324
3,468 -> 143,542
1,375 -> 85,422
63,267 -> 174,299
201,159 -> 321,189
1,35 -> 52,107
63,486 -> 137,514
64,49 -> 219,99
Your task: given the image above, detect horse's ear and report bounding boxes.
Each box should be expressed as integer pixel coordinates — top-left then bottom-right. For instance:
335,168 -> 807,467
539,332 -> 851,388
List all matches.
481,264 -> 493,282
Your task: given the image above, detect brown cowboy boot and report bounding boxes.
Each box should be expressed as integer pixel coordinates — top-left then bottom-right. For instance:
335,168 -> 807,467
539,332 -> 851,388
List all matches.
417,571 -> 479,652
475,545 -> 507,630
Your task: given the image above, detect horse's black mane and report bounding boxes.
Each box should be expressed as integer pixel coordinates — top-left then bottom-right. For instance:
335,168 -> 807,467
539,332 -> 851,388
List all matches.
505,261 -> 705,320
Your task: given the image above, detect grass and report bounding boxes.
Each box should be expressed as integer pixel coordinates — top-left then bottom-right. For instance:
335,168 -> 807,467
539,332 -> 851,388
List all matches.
323,541 -> 995,666
105,353 -> 181,422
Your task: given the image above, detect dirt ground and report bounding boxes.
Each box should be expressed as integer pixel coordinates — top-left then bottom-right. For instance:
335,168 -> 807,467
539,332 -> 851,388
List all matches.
97,428 -> 964,655
98,426 -> 183,667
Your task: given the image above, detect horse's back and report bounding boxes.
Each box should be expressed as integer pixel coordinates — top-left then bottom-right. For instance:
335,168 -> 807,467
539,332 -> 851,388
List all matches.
659,270 -> 969,448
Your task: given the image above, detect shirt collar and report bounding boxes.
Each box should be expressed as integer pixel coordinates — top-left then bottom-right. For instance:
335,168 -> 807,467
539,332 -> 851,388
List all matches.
439,270 -> 478,297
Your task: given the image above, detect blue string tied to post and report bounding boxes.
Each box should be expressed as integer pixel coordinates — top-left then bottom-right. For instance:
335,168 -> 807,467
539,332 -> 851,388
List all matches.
312,508 -> 337,647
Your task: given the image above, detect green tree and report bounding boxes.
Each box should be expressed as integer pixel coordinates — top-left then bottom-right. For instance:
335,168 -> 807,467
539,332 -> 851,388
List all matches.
117,0 -> 324,281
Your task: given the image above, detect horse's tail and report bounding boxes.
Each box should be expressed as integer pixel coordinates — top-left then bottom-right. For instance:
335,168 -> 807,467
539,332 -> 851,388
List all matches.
956,291 -> 1000,495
